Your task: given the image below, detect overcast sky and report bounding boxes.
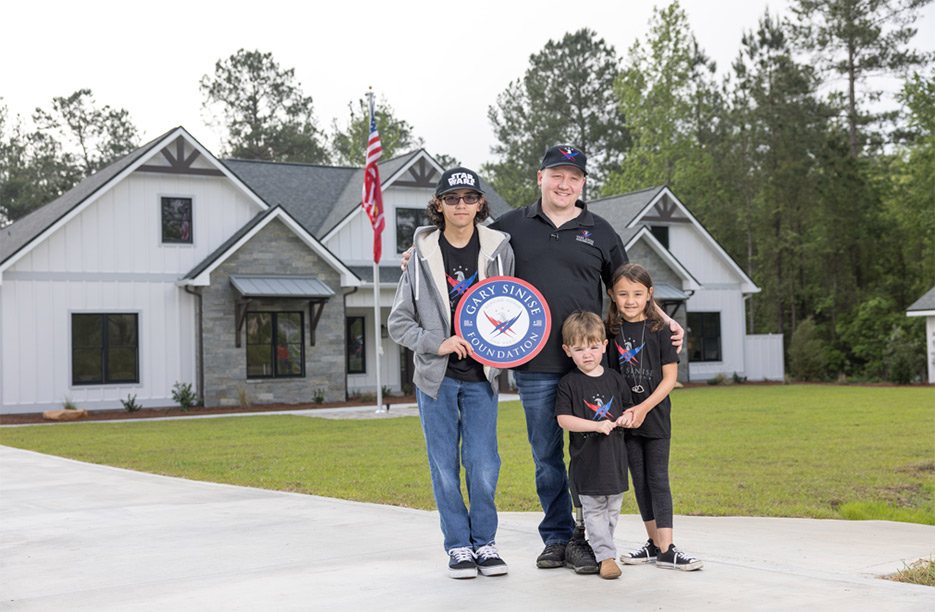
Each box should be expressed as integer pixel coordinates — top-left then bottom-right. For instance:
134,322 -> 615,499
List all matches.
3,0 -> 933,171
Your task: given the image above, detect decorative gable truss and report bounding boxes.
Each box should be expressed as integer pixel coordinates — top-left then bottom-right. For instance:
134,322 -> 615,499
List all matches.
138,136 -> 225,177
630,187 -> 759,295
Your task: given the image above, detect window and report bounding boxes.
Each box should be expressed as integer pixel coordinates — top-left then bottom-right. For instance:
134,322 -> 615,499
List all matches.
346,316 -> 366,374
161,197 -> 193,244
687,312 -> 721,362
650,225 -> 669,249
396,208 -> 429,253
246,312 -> 305,378
72,313 -> 139,385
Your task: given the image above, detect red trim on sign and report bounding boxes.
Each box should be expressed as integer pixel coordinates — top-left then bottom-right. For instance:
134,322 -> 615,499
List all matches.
454,276 -> 552,368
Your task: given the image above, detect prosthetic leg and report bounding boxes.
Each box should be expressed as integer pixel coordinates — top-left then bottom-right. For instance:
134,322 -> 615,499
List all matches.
564,470 -> 599,574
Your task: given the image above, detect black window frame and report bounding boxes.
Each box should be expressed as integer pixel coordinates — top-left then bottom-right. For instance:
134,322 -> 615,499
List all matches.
71,313 -> 140,386
161,196 -> 193,244
396,208 -> 430,254
687,311 -> 722,362
245,311 -> 306,379
346,316 -> 366,374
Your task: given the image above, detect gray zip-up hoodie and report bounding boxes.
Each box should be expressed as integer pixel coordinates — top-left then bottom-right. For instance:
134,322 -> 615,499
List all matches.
388,224 -> 515,399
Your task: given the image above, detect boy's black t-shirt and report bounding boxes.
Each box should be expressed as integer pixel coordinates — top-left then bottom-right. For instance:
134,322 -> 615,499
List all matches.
439,231 -> 485,382
554,368 -> 633,496
608,319 -> 679,439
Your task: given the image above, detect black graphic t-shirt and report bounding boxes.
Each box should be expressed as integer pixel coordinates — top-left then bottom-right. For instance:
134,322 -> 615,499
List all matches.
554,368 -> 633,495
609,320 -> 679,439
439,231 -> 485,382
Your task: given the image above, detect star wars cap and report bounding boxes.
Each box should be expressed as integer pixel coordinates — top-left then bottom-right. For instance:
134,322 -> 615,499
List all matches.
540,144 -> 587,175
435,167 -> 485,196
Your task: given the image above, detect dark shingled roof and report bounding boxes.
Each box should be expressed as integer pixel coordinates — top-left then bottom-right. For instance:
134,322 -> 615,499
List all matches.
586,186 -> 665,230
907,287 -> 935,313
1,127 -> 176,266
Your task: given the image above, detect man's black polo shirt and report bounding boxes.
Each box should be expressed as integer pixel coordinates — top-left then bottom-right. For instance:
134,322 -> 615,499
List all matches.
489,199 -> 628,373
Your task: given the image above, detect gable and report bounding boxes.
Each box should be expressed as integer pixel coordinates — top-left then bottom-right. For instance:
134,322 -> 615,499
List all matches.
0,127 -> 268,279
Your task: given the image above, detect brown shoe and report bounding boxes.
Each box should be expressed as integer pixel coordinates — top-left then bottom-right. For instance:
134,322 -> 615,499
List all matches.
600,559 -> 621,579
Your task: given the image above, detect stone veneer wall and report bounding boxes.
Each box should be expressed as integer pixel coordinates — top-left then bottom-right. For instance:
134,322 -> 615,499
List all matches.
201,219 -> 346,407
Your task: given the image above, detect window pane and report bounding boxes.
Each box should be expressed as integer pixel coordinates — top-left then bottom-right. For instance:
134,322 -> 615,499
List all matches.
73,314 -> 102,347
276,313 -> 302,344
161,197 -> 193,243
73,348 -> 103,383
347,317 -> 365,374
107,348 -> 138,382
247,313 -> 272,344
247,345 -> 273,377
107,314 -> 138,346
396,209 -> 429,253
277,343 -> 303,376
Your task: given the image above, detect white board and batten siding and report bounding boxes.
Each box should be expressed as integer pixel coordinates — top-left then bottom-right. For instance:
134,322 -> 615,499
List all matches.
744,334 -> 785,381
1,172 -> 262,413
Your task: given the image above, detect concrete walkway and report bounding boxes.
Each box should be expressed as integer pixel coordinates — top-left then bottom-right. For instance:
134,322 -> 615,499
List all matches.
1,422 -> 933,610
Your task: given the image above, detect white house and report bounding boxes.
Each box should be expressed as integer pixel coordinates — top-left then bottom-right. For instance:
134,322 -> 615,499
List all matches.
906,286 -> 935,383
0,127 -> 780,415
590,186 -> 783,382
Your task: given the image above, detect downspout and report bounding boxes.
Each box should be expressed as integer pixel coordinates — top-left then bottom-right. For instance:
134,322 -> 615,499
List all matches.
343,286 -> 359,401
184,285 -> 205,406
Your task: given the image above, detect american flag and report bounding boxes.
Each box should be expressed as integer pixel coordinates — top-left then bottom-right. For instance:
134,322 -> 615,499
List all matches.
361,95 -> 384,263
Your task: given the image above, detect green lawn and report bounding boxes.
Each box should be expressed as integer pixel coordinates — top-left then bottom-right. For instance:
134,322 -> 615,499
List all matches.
1,385 -> 933,524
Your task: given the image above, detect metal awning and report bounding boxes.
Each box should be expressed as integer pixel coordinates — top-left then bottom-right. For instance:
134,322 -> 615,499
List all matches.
230,275 -> 335,298
653,282 -> 690,302
230,275 -> 335,348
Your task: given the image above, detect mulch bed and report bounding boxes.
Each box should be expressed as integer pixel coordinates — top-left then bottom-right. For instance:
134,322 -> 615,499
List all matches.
0,395 -> 418,426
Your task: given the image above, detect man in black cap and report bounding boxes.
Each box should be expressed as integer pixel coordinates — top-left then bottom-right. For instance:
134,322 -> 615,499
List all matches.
488,145 -> 683,573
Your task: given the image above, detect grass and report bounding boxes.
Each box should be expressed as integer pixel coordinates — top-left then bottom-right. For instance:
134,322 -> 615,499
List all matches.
1,385 -> 933,524
885,558 -> 935,586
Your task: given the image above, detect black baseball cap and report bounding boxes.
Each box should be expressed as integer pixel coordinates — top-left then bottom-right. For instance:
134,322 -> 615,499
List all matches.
435,167 -> 484,196
540,144 -> 587,176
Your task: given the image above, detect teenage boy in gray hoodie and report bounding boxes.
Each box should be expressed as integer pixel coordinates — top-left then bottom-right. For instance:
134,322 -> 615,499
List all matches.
388,167 -> 515,579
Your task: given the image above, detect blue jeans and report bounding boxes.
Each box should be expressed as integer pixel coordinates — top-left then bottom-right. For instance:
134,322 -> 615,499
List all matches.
417,377 -> 500,552
513,370 -> 575,545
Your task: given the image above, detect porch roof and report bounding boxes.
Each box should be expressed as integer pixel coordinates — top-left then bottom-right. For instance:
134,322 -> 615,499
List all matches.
229,275 -> 335,299
653,282 -> 691,302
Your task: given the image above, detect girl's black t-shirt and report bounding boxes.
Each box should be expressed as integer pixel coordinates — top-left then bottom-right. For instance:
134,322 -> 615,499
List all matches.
439,231 -> 485,382
608,319 -> 678,439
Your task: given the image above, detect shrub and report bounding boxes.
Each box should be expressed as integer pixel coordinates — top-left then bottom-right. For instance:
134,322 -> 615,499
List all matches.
171,382 -> 198,412
313,388 -> 325,404
884,324 -> 925,384
120,394 -> 142,412
707,373 -> 726,385
788,318 -> 829,381
62,397 -> 77,410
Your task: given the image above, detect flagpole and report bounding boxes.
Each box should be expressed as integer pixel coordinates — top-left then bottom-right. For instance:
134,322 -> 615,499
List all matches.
368,88 -> 384,413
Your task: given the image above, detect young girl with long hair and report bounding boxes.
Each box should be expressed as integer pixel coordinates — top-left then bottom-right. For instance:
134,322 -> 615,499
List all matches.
607,263 -> 703,571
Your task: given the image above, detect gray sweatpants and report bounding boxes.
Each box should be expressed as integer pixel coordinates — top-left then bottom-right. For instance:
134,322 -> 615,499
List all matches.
580,492 -> 625,562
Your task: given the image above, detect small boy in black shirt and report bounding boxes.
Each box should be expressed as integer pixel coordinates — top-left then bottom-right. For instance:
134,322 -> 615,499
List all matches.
554,311 -> 634,579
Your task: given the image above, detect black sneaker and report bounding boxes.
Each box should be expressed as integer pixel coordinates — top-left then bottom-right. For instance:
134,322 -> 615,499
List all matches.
620,538 -> 659,565
475,543 -> 509,576
656,544 -> 703,571
536,542 -> 567,568
564,537 -> 600,574
448,547 -> 477,579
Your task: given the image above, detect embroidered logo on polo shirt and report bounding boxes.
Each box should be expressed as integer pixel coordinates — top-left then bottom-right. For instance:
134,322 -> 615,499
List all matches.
447,172 -> 477,188
576,230 -> 594,246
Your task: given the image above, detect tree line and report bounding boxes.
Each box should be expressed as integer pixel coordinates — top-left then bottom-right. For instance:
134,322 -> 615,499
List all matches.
1,0 -> 931,383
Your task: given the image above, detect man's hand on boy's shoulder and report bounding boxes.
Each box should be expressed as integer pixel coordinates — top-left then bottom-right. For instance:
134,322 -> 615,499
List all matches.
401,246 -> 414,271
